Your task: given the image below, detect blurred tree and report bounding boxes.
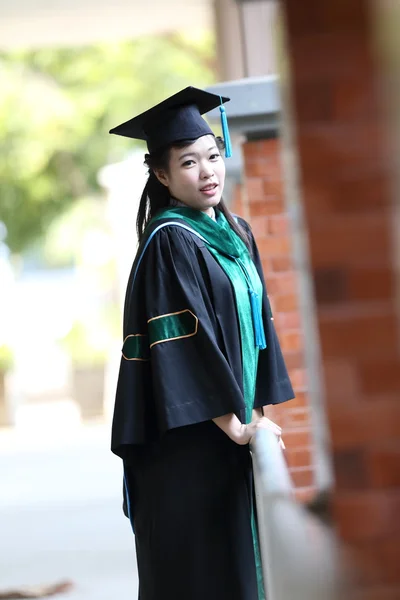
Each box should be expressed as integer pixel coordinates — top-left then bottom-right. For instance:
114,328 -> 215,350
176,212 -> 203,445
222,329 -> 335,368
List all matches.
0,32 -> 216,254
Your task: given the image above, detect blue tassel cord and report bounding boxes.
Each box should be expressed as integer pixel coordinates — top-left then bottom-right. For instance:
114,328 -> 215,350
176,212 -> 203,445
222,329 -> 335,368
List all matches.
235,258 -> 267,350
248,289 -> 267,350
219,100 -> 232,158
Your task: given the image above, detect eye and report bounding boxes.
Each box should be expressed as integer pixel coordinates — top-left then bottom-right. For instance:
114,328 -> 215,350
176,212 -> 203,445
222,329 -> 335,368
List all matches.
209,153 -> 220,160
181,159 -> 195,167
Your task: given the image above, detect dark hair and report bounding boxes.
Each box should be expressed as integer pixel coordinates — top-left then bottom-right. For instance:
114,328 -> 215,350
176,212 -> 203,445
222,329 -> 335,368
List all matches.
136,136 -> 251,249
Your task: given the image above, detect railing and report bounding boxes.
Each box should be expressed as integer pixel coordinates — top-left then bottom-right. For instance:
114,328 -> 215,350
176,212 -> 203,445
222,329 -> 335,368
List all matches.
251,429 -> 340,600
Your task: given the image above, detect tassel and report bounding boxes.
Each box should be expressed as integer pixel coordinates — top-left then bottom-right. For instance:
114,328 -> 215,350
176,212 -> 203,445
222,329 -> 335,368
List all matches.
249,289 -> 267,350
219,97 -> 232,158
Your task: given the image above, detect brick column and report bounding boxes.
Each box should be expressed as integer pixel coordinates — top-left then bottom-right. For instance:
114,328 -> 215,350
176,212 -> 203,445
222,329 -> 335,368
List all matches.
232,137 -> 314,501
280,0 -> 400,597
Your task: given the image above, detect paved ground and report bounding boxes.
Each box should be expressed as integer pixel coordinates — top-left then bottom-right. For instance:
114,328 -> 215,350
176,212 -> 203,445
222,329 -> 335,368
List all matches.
0,408 -> 138,599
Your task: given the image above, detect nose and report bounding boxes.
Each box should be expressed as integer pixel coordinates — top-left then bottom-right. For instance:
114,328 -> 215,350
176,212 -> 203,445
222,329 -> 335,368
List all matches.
200,161 -> 213,179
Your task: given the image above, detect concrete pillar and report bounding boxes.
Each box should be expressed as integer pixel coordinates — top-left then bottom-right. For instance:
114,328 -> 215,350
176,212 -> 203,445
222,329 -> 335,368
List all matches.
238,0 -> 278,76
213,0 -> 246,81
213,0 -> 279,80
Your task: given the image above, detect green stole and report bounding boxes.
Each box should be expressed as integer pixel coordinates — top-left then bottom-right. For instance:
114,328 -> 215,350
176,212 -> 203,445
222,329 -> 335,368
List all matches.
151,207 -> 266,600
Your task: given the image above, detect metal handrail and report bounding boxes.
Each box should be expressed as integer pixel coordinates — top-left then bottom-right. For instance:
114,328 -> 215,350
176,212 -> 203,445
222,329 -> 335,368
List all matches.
251,429 -> 339,600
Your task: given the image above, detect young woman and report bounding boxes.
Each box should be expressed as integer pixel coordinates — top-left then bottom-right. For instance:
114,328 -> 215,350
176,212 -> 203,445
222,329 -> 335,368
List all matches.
110,87 -> 294,600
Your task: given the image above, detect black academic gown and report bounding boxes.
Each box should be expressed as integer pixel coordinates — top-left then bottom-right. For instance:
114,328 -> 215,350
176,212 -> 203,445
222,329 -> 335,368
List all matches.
111,217 -> 294,600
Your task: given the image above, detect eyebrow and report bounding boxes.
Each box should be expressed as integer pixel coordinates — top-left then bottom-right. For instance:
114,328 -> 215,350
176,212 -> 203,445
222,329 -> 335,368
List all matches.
178,145 -> 218,161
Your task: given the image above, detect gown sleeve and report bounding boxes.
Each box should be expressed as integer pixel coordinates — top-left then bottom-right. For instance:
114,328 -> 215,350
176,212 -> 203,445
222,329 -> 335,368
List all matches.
238,218 -> 295,407
111,225 -> 246,459
144,225 -> 247,430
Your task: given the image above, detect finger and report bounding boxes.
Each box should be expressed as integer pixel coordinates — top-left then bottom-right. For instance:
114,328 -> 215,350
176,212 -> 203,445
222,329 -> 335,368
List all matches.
265,418 -> 282,433
262,423 -> 282,436
259,418 -> 282,434
262,416 -> 281,430
257,421 -> 282,436
279,438 -> 286,450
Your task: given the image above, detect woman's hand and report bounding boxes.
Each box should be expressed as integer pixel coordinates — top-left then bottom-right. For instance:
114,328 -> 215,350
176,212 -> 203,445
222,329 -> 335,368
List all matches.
236,416 -> 283,446
212,413 -> 285,449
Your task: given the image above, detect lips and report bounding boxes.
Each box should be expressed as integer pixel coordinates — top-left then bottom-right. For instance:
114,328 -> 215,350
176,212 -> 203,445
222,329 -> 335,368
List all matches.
200,183 -> 218,192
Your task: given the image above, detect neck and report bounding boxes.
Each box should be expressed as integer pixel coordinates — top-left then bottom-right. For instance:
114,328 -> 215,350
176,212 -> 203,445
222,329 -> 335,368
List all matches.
170,197 -> 216,221
169,196 -> 186,209
204,207 -> 216,220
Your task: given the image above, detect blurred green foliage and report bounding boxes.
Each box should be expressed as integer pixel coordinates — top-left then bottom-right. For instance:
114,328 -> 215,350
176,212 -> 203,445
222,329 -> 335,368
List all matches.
40,195 -> 110,268
60,321 -> 108,367
60,298 -> 121,365
0,32 -> 216,254
0,344 -> 14,372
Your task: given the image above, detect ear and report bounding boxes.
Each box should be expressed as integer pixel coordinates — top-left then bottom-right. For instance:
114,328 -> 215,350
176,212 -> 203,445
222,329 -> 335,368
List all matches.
153,169 -> 169,188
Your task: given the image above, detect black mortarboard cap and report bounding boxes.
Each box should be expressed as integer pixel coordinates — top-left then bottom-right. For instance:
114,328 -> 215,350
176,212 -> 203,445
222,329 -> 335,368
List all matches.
109,86 -> 231,155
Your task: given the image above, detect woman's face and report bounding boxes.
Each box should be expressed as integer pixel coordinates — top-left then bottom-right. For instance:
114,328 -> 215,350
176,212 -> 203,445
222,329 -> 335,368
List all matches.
155,135 -> 226,217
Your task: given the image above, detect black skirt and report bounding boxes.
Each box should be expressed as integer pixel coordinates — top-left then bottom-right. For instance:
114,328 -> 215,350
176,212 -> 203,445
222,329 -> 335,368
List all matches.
124,421 -> 260,600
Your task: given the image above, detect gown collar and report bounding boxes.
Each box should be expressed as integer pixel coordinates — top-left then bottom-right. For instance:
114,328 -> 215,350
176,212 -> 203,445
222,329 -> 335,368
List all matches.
153,206 -> 246,259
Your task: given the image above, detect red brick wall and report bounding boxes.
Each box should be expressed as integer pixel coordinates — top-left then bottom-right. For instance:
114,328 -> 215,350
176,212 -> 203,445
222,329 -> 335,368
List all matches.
231,138 -> 315,502
281,0 -> 400,597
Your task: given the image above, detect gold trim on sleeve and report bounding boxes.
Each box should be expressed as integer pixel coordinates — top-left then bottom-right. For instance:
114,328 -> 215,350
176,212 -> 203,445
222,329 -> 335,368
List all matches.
122,333 -> 150,361
147,309 -> 198,349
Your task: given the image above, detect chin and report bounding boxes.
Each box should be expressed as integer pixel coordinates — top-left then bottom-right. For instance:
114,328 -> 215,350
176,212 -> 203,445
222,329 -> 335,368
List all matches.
183,193 -> 222,212
204,195 -> 222,208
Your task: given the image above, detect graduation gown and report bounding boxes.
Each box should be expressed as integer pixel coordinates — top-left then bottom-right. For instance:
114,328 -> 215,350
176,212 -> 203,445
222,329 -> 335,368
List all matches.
111,213 -> 294,600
